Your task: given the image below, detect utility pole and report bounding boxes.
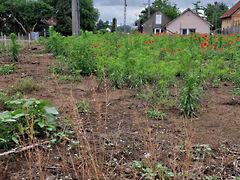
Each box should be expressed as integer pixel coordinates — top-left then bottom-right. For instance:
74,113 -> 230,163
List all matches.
215,2 -> 218,30
148,0 -> 151,18
72,0 -> 80,37
124,0 -> 127,33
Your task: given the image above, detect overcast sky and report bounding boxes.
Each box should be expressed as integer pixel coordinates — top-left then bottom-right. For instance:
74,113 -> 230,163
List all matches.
93,0 -> 239,25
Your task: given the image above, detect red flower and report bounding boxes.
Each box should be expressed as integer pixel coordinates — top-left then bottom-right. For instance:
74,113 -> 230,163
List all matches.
200,44 -> 204,49
117,44 -> 120,47
203,42 -> 207,46
95,45 -> 98,48
195,38 -> 198,41
103,40 -> 106,42
178,49 -> 181,52
212,43 -> 215,46
229,47 -> 232,50
94,53 -> 98,55
222,48 -> 224,50
170,52 -> 173,55
163,48 -> 167,51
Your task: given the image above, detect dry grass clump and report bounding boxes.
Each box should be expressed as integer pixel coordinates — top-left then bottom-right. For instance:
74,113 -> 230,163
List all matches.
7,77 -> 40,94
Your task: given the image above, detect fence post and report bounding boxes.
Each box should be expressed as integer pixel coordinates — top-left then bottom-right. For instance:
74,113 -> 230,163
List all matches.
4,35 -> 7,48
28,33 -> 31,45
1,32 -> 3,47
18,32 -> 21,43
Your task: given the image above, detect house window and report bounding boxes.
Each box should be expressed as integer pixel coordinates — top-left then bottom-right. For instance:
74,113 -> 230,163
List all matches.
189,28 -> 196,33
156,15 -> 162,25
182,29 -> 187,35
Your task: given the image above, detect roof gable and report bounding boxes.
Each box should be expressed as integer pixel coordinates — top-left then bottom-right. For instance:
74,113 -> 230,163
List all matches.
166,8 -> 212,27
220,1 -> 240,19
142,10 -> 167,25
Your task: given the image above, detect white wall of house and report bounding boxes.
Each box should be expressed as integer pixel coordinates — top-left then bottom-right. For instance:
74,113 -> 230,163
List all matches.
166,10 -> 211,34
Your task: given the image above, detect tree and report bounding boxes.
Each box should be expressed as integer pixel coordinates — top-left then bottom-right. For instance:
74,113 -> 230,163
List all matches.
0,0 -> 53,35
203,2 -> 228,29
42,0 -> 99,35
139,0 -> 179,22
112,18 -> 117,32
97,19 -> 109,30
193,1 -> 204,15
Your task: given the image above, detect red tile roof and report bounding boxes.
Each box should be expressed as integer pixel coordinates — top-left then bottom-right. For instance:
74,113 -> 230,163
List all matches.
220,1 -> 240,19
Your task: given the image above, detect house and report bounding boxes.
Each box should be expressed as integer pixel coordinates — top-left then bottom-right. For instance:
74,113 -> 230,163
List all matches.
142,10 -> 171,34
166,8 -> 212,35
220,1 -> 240,30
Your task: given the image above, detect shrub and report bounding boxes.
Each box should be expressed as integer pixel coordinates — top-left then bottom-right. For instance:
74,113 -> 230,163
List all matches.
8,77 -> 40,94
8,33 -> 21,62
0,98 -> 58,149
179,74 -> 201,118
0,64 -> 16,75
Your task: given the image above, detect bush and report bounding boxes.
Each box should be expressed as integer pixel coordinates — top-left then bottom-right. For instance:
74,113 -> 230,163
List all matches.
8,33 -> 21,62
0,98 -> 58,149
179,74 -> 201,118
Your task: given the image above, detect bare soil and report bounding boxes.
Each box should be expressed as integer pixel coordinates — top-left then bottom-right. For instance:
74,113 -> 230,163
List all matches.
1,44 -> 240,179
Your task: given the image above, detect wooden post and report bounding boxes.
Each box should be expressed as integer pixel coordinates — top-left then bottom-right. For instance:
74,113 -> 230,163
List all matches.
72,0 -> 80,37
28,33 -> 31,45
4,35 -> 7,48
18,32 -> 21,43
1,32 -> 3,47
22,34 -> 24,44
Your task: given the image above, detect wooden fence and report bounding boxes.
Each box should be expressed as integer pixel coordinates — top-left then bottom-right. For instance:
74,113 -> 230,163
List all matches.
222,25 -> 240,34
0,32 -> 32,48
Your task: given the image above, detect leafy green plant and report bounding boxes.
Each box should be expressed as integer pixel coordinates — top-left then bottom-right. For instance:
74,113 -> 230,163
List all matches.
8,33 -> 21,62
0,64 -> 16,75
132,161 -> 174,179
179,74 -> 201,118
148,109 -> 166,120
0,98 -> 58,149
76,100 -> 90,114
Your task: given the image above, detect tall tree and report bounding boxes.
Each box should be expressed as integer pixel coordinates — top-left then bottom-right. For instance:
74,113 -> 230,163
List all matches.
111,18 -> 117,32
203,2 -> 228,29
139,0 -> 179,22
0,0 -> 53,35
97,19 -> 109,30
42,0 -> 99,35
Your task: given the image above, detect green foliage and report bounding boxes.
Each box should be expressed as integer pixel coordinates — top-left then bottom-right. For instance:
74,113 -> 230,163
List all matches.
44,30 -> 240,117
42,0 -> 99,35
148,109 -> 166,120
139,0 -> 179,22
203,2 -> 228,29
76,100 -> 90,114
0,97 -> 58,149
0,64 -> 16,75
111,18 -> 117,32
8,33 -> 20,62
97,19 -> 109,30
179,74 -> 201,118
133,160 -> 174,179
0,0 -> 53,34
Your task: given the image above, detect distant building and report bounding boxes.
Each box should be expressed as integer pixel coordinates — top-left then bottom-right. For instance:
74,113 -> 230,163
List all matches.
142,10 -> 171,34
166,8 -> 212,35
220,1 -> 240,30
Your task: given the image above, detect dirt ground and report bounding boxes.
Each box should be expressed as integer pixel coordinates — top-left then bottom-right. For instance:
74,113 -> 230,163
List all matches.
1,44 -> 240,179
